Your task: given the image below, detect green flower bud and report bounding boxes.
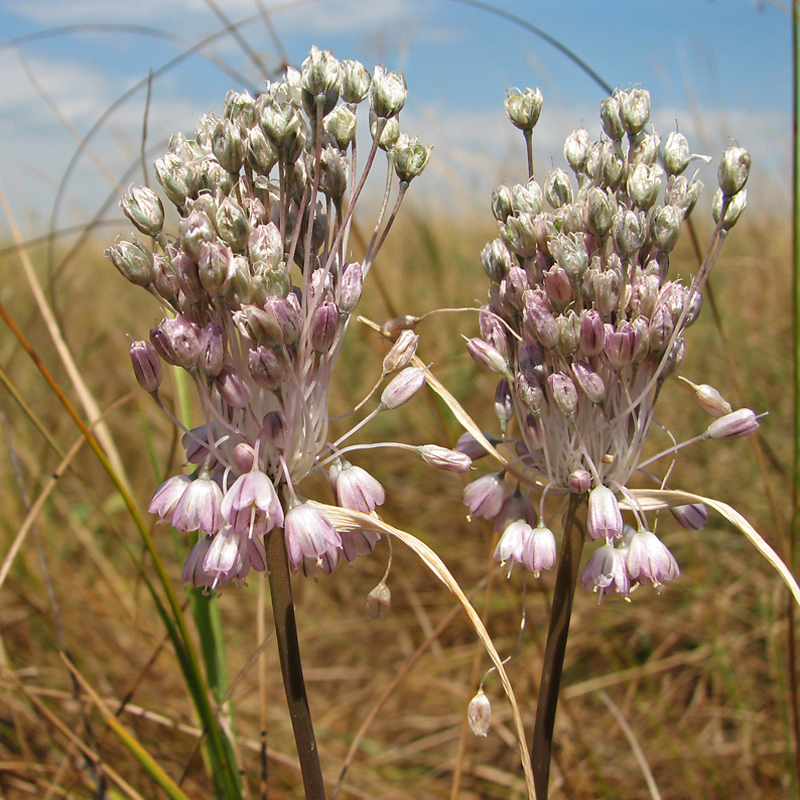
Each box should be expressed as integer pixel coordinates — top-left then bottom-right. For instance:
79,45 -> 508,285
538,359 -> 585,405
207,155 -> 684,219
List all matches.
544,168 -> 573,208
664,131 -> 691,175
505,87 -> 543,131
215,195 -> 249,251
370,65 -> 407,118
301,45 -> 341,118
323,105 -> 357,149
617,87 -> 651,135
600,95 -> 625,140
106,239 -> 154,286
341,59 -> 372,104
491,185 -> 514,223
120,185 -> 164,237
393,133 -> 431,182
711,188 -> 747,230
651,204 -> 683,252
718,146 -> 751,196
212,118 -> 245,173
563,128 -> 591,173
584,186 -> 616,237
224,89 -> 256,128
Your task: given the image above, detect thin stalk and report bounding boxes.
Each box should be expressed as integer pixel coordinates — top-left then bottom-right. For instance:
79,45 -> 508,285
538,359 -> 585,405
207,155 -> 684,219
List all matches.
266,528 -> 326,800
531,494 -> 584,800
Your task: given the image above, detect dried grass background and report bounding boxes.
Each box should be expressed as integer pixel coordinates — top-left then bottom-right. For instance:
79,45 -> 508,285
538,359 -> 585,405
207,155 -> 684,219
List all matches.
0,5 -> 796,799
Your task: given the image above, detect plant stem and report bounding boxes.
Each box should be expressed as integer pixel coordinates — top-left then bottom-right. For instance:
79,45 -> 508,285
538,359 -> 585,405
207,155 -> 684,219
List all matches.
266,530 -> 327,800
531,494 -> 584,800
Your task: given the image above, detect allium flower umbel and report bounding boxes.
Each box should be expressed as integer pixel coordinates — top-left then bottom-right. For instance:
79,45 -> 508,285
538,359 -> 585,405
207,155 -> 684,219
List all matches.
110,49 -> 433,589
463,86 -> 754,591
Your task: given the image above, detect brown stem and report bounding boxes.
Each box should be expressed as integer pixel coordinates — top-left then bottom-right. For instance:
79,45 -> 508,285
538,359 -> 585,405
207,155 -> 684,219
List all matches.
266,530 -> 326,800
531,495 -> 585,799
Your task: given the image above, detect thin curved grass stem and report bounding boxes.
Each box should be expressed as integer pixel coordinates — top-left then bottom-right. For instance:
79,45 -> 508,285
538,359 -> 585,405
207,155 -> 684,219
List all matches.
531,494 -> 584,800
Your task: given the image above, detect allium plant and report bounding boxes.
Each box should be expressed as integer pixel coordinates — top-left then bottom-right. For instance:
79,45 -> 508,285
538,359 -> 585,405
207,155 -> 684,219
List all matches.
108,47 -> 441,796
459,85 -> 765,798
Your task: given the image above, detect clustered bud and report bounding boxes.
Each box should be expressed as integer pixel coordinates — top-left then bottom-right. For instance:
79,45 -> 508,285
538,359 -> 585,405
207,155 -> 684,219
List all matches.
462,86 -> 753,594
110,49 -> 434,589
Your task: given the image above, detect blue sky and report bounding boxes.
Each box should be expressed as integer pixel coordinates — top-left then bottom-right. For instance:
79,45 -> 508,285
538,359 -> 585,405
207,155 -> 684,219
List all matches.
0,0 -> 791,239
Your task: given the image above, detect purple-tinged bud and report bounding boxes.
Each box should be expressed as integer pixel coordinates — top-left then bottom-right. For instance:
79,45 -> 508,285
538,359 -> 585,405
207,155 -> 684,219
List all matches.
543,266 -> 572,305
463,472 -> 506,519
544,168 -> 573,208
233,442 -> 256,474
106,239 -> 154,287
588,485 -> 623,540
591,269 -> 622,318
626,529 -> 680,587
581,541 -> 630,596
706,408 -> 760,440
381,367 -> 426,409
198,323 -> 225,377
248,223 -> 283,271
680,379 -> 732,418
246,124 -> 278,174
571,360 -> 605,404
248,345 -> 285,390
466,337 -> 509,376
179,209 -> 217,263
419,445 -> 472,473
370,65 -> 407,118
558,312 -> 580,356
660,336 -> 686,379
182,424 -> 213,464
569,469 -> 592,495
604,321 -> 638,369
170,248 -> 202,303
579,309 -> 605,357
468,688 -> 492,737
130,340 -> 162,393
120,185 -> 165,237
455,432 -> 494,460
263,411 -> 286,450
632,274 -> 660,318
236,304 -> 283,347
151,316 -> 201,368
505,87 -> 543,130
648,304 -> 674,354
516,371 -> 545,414
264,295 -> 301,345
283,502 -> 342,568
380,315 -> 420,340
617,87 -> 651,134
522,413 -> 545,450
500,266 -> 529,310
383,329 -> 419,374
341,58 -> 372,104
337,262 -> 363,314
495,378 -> 514,430
172,471 -> 223,534
152,254 -> 179,301
367,582 -> 391,620
564,128 -> 591,173
336,462 -> 386,513
600,94 -> 625,140
547,372 -> 578,417
523,296 -> 560,349
718,146 -> 751,196
198,241 -> 233,296
215,365 -> 252,408
308,300 -> 340,353
664,131 -> 691,176
670,502 -> 708,531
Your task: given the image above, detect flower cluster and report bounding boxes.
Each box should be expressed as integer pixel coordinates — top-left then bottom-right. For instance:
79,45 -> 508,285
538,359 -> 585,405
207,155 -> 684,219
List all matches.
461,86 -> 754,593
109,47 -> 436,588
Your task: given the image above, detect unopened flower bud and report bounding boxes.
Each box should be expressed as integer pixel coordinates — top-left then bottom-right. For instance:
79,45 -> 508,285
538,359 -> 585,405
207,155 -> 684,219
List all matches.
130,340 -> 162,393
584,186 -> 616,237
571,360 -> 605,404
370,65 -> 407,118
337,262 -> 363,314
467,688 -> 492,737
300,45 -> 341,117
341,58 -> 372,104
548,372 -> 578,417
588,485 -> 623,540
706,408 -> 760,439
569,469 -> 592,494
179,208 -> 217,262
664,131 -> 691,175
505,87 -> 543,130
367,582 -> 391,620
154,152 -> 189,206
383,329 -> 419,374
651,204 -> 684,252
679,377 -> 732,417
544,168 -> 573,208
617,87 -> 651,134
198,323 -> 225,377
419,445 -> 472,473
627,163 -> 662,210
215,365 -> 251,408
106,239 -> 154,287
491,185 -> 514,223
712,188 -> 747,230
394,133 -> 431,182
600,94 -> 625,140
564,128 -> 591,173
211,118 -> 245,173
381,367 -> 426,409
120,185 -> 165,237
309,301 -> 340,352
380,315 -> 420,339
466,337 -> 509,376
718,146 -> 751,196
670,502 -> 708,530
